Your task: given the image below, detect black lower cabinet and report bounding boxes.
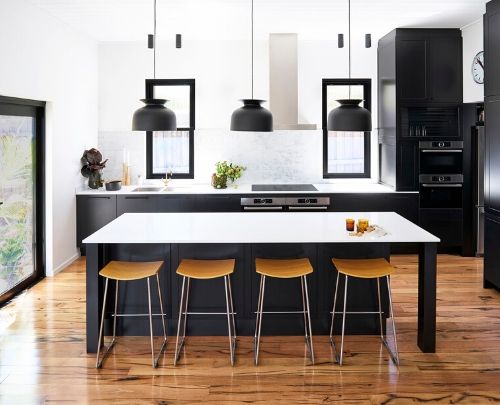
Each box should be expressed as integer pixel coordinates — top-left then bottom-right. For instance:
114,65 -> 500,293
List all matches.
195,195 -> 242,212
76,195 -> 116,255
419,208 -> 463,247
117,195 -> 157,215
484,215 -> 500,290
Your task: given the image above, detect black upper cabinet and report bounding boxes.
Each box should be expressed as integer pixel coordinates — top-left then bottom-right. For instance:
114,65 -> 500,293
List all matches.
397,39 -> 428,102
397,142 -> 419,191
395,29 -> 462,104
485,1 -> 500,97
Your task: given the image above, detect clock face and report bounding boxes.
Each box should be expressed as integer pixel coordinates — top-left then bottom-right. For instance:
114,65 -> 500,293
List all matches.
472,51 -> 484,84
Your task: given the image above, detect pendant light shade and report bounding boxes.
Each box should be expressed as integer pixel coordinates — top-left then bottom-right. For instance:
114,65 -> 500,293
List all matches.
132,0 -> 178,131
327,99 -> 372,132
230,99 -> 273,132
327,0 -> 372,132
132,99 -> 177,131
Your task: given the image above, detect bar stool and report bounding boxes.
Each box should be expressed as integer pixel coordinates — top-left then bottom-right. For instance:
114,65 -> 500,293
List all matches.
174,259 -> 236,366
254,258 -> 315,365
329,258 -> 399,366
95,261 -> 167,369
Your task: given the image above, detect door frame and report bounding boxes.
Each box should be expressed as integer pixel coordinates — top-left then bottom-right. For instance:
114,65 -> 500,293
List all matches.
0,95 -> 45,307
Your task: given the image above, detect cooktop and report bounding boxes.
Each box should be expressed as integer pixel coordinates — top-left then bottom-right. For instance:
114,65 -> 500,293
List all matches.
251,184 -> 318,192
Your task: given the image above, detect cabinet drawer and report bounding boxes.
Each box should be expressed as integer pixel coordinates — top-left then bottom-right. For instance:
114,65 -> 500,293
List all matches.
117,195 -> 157,215
195,195 -> 241,212
157,196 -> 194,212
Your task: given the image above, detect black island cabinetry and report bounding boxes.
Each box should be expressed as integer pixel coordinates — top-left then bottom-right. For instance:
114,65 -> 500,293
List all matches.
78,191 -> 417,342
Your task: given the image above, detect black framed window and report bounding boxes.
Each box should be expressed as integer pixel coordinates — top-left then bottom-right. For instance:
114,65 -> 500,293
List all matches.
322,78 -> 371,178
0,96 -> 45,307
145,79 -> 195,179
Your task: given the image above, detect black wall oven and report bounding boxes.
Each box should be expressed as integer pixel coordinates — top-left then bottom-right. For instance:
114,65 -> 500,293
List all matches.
419,141 -> 463,175
419,175 -> 463,208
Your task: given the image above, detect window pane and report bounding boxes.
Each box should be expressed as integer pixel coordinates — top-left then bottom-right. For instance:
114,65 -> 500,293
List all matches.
154,85 -> 191,128
0,115 -> 35,295
152,131 -> 190,174
327,131 -> 365,174
326,85 -> 365,111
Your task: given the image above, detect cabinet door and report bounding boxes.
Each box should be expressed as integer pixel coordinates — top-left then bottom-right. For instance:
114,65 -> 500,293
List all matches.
419,208 -> 463,246
195,195 -> 241,212
485,3 -> 500,97
429,37 -> 462,103
484,215 -> 500,289
76,195 -> 116,247
157,195 -> 194,212
116,195 -> 157,215
397,142 -> 418,191
397,39 -> 428,102
485,99 -> 500,215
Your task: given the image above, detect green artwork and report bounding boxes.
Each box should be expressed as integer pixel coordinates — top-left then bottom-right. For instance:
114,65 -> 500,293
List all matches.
0,115 -> 35,296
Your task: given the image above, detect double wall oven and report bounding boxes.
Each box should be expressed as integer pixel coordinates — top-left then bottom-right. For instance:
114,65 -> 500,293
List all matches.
418,141 -> 464,246
241,197 -> 330,212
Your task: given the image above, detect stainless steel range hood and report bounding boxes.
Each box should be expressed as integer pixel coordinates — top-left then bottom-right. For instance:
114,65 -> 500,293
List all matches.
269,33 -> 317,130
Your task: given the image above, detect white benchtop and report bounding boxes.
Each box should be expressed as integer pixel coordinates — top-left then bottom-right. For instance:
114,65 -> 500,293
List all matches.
83,212 -> 439,244
76,183 -> 409,195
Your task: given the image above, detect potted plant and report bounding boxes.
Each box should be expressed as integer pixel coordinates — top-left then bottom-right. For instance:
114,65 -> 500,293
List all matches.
211,161 -> 246,189
81,148 -> 108,189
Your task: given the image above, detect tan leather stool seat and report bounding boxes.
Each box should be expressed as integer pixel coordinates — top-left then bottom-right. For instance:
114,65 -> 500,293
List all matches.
255,258 -> 313,278
332,258 -> 395,279
99,261 -> 163,281
176,259 -> 235,279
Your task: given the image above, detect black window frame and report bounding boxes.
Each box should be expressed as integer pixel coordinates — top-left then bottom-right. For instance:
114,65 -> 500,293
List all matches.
0,95 -> 45,307
322,78 -> 372,179
145,79 -> 195,179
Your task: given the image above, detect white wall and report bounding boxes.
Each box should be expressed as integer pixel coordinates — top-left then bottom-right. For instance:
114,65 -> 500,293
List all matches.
462,19 -> 484,103
0,0 -> 99,275
98,38 -> 378,183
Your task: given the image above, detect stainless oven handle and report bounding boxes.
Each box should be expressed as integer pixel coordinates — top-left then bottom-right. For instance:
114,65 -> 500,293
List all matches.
288,206 -> 329,210
243,206 -> 284,211
421,149 -> 463,153
421,184 -> 463,188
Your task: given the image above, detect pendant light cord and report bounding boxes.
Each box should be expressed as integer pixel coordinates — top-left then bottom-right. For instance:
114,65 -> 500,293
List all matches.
348,0 -> 351,98
251,0 -> 254,99
153,0 -> 157,79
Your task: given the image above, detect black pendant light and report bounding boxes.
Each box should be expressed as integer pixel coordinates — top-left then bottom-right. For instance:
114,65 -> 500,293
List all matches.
230,0 -> 273,132
327,0 -> 372,132
132,0 -> 177,131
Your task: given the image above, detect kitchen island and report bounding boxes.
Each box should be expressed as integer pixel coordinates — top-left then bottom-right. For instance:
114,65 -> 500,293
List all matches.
83,211 -> 439,354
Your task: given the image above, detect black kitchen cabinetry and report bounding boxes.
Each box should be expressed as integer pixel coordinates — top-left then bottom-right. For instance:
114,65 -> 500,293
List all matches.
117,195 -> 157,215
76,195 -> 116,255
484,0 -> 500,290
194,195 -> 242,212
396,30 -> 462,104
378,28 -> 463,192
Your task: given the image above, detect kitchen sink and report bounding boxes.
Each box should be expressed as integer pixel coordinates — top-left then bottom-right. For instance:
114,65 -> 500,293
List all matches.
131,187 -> 165,192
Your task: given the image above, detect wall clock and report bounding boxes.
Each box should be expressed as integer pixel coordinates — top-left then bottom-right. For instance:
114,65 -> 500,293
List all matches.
472,51 -> 484,84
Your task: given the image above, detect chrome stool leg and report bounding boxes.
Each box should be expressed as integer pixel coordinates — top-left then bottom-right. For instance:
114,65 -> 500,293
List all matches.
302,275 -> 315,365
96,278 -> 117,368
174,276 -> 189,366
383,275 -> 400,366
329,271 -> 340,363
151,273 -> 168,368
300,276 -> 309,343
339,275 -> 349,366
224,275 -> 236,366
254,275 -> 266,366
146,277 -> 155,368
228,275 -> 237,346
377,278 -> 384,340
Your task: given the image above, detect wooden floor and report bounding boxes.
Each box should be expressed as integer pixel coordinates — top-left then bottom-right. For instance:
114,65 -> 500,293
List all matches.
1,255 -> 500,404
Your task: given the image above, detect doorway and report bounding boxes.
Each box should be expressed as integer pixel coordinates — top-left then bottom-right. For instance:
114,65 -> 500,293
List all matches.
0,96 -> 45,306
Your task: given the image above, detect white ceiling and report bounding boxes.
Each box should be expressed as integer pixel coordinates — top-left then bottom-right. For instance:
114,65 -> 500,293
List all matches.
27,0 -> 487,41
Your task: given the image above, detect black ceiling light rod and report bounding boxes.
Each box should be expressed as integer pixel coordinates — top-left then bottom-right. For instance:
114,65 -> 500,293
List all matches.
132,0 -> 177,131
230,0 -> 273,132
327,0 -> 372,132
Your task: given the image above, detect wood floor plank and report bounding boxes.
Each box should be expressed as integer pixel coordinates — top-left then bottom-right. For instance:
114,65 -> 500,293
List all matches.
1,254 -> 500,403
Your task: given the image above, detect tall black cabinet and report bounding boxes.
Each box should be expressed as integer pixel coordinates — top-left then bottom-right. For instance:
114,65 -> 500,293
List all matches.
484,0 -> 500,290
378,28 -> 463,191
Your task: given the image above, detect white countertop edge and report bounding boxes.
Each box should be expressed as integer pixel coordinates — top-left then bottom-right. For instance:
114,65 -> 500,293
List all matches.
76,183 -> 415,195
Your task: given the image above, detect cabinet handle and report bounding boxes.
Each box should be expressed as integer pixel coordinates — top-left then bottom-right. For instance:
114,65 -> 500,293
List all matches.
125,196 -> 149,200
421,184 -> 462,188
421,149 -> 462,153
88,196 -> 111,199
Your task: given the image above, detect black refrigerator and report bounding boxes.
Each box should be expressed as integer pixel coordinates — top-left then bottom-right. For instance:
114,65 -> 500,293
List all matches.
473,125 -> 485,256
484,0 -> 500,290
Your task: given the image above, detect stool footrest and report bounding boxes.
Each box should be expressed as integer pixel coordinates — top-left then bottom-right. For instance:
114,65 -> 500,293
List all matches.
330,311 -> 385,315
